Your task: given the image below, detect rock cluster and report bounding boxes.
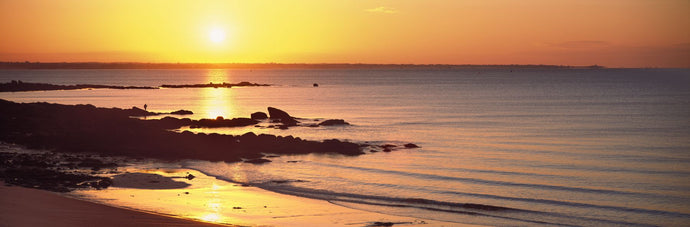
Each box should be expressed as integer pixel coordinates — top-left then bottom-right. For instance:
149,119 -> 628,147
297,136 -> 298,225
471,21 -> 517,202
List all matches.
0,152 -> 115,192
0,99 -> 365,163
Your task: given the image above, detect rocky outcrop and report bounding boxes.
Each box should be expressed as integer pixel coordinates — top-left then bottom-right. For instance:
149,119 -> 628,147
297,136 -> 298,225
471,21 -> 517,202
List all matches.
0,152 -> 115,192
0,81 -> 269,92
0,99 -> 365,163
160,81 -> 269,88
318,119 -> 350,126
404,143 -> 420,148
170,110 -> 193,115
267,107 -> 299,126
0,81 -> 156,92
190,117 -> 258,128
251,112 -> 268,120
244,158 -> 272,164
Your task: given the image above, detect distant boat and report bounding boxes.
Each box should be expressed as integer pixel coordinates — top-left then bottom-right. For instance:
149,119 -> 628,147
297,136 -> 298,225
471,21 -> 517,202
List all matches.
313,83 -> 319,87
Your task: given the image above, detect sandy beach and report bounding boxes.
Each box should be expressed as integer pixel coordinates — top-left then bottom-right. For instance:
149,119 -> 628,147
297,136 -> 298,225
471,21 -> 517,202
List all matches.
67,167 -> 458,227
0,183 -> 229,227
1,167 -> 462,227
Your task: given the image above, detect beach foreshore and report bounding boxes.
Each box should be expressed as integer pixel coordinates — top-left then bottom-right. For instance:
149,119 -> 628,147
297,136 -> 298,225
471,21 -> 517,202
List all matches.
1,166 -> 463,227
0,183 -> 230,227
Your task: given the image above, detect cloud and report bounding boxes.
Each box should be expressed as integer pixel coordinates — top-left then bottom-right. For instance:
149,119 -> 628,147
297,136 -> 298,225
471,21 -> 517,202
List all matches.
365,6 -> 398,14
548,40 -> 611,49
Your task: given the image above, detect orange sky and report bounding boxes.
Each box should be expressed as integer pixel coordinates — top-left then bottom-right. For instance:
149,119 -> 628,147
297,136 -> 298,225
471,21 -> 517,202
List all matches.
1,0 -> 688,68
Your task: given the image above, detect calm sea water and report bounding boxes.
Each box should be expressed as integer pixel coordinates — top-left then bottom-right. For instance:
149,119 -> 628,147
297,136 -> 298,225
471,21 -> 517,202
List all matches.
2,68 -> 689,226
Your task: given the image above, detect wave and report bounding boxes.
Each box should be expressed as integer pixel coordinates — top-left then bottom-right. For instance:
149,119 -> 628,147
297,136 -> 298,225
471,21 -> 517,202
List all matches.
185,164 -> 687,226
253,183 -> 658,227
310,162 -> 680,199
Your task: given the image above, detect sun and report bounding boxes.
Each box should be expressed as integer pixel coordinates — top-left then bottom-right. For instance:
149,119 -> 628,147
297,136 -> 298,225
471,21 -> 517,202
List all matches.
209,28 -> 226,43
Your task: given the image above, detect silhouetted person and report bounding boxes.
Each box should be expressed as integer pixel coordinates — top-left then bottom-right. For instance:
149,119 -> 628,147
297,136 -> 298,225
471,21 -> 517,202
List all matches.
144,104 -> 147,111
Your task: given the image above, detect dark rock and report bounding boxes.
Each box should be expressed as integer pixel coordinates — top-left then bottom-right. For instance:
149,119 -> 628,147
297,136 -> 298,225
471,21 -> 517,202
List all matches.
0,99 -> 370,166
244,158 -> 272,164
267,107 -> 299,126
77,158 -> 117,171
404,143 -> 420,148
380,144 -> 397,149
128,106 -> 155,116
170,110 -> 193,115
0,81 -> 157,92
185,174 -> 195,180
251,112 -> 268,120
147,116 -> 193,129
318,119 -> 350,126
370,222 -> 395,227
192,117 -> 259,128
160,81 -> 269,89
313,83 -> 319,87
321,139 -> 365,156
270,179 -> 308,184
0,167 -> 112,192
267,107 -> 290,119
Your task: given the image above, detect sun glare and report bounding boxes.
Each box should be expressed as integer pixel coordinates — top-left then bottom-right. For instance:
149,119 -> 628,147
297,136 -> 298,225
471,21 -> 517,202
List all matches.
209,28 -> 226,43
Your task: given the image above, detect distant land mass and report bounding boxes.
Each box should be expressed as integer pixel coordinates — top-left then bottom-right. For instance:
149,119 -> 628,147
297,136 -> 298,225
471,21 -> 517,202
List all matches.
0,62 -> 605,70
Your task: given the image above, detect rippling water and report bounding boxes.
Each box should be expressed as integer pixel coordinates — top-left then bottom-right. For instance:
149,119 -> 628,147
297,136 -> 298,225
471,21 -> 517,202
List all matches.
2,68 -> 689,226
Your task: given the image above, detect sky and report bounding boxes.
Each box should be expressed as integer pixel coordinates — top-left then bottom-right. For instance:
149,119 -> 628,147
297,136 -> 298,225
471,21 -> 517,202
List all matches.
1,0 -> 688,68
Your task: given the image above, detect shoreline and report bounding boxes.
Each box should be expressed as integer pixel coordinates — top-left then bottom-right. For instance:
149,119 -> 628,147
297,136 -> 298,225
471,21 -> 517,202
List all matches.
0,81 -> 270,92
1,163 -> 462,227
0,142 -> 458,226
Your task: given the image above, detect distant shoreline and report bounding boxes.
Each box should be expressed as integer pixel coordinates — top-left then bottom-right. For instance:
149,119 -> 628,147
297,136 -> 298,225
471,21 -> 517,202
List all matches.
0,81 -> 269,92
0,62 -> 605,70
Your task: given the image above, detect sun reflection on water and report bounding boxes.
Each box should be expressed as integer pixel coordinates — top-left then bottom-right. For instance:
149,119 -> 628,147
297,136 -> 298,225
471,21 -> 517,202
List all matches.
206,69 -> 231,83
201,69 -> 238,119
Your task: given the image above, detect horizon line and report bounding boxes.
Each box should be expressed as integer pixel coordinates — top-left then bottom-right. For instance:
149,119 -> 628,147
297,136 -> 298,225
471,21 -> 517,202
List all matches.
0,61 -> 613,69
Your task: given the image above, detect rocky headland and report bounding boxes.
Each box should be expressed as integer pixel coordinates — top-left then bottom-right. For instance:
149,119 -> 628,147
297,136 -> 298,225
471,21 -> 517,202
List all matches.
0,99 -> 419,191
0,99 -> 369,162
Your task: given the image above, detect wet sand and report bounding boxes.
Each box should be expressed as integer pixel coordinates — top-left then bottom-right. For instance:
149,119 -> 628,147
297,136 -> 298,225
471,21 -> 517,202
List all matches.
0,183 -> 230,227
70,168 -> 456,227
0,165 -> 463,227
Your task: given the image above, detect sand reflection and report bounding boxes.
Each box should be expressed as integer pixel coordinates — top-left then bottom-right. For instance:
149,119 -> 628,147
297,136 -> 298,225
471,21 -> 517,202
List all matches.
199,199 -> 226,223
200,213 -> 222,222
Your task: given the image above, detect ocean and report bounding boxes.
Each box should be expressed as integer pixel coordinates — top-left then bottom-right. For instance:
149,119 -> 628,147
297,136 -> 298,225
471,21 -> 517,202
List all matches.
1,68 -> 689,226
